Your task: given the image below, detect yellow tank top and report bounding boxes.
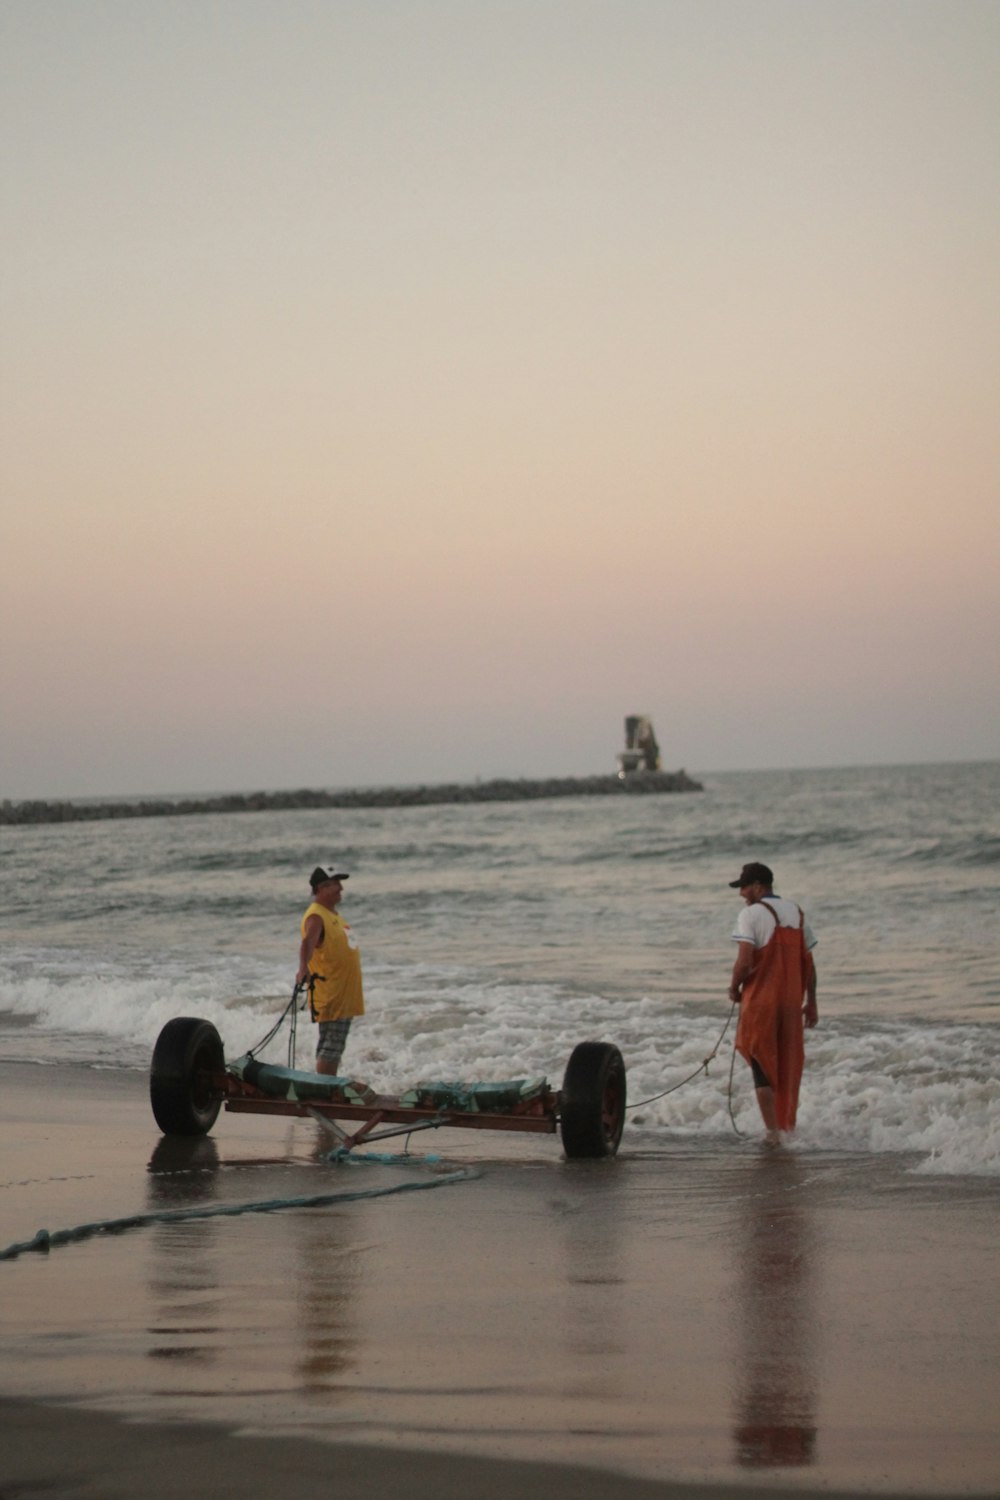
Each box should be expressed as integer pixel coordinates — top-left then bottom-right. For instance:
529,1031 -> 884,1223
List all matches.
300,902 -> 365,1021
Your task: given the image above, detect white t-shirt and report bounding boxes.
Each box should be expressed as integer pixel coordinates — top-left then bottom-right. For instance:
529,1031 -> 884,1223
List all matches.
731,896 -> 818,951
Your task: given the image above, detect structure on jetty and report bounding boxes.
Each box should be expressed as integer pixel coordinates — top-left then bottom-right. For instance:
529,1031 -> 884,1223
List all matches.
616,714 -> 662,777
2,768 -> 702,826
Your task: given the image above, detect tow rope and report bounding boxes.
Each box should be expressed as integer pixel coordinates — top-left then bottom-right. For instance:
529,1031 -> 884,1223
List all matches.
626,1000 -> 746,1137
0,1166 -> 479,1263
240,982 -> 308,1069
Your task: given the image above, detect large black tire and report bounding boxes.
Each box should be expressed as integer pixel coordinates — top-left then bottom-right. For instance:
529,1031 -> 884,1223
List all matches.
150,1017 -> 225,1136
559,1041 -> 627,1159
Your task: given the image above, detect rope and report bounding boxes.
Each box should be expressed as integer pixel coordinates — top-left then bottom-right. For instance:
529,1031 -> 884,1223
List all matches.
287,986 -> 298,1068
0,1166 -> 480,1263
626,1000 -> 745,1137
242,979 -> 315,1067
243,988 -> 299,1063
726,1029 -> 746,1138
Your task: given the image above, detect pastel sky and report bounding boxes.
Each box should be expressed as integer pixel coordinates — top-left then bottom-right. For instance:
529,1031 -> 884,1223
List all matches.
2,0 -> 998,799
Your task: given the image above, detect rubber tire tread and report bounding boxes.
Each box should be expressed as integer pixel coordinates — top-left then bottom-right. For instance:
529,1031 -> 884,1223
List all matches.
559,1041 -> 626,1159
150,1017 -> 225,1136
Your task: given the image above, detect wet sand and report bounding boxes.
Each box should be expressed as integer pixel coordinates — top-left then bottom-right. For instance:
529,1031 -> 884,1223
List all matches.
1,1060 -> 997,1496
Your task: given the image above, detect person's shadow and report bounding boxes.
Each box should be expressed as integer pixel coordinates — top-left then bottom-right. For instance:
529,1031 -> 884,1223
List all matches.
732,1153 -> 818,1468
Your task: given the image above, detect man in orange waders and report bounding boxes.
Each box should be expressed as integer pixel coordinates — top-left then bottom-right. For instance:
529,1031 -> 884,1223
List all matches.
728,863 -> 818,1142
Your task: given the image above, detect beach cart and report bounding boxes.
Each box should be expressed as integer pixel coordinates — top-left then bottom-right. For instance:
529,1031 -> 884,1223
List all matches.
149,1017 -> 627,1159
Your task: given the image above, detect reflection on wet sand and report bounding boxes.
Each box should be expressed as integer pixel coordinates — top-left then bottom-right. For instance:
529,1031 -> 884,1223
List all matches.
555,1164 -> 628,1402
286,1123 -> 362,1392
141,1128 -> 360,1398
732,1152 -> 818,1468
145,1135 -> 224,1369
147,1134 -> 221,1208
292,1205 -> 360,1393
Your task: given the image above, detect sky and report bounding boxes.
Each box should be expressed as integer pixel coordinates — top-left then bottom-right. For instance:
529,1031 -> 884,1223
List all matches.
2,0 -> 998,799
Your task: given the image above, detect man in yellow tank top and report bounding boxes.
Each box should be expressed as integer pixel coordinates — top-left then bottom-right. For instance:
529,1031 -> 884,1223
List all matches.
295,865 -> 365,1075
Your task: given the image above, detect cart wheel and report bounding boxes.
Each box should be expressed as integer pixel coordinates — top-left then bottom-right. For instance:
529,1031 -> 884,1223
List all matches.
150,1017 -> 225,1136
559,1041 -> 626,1159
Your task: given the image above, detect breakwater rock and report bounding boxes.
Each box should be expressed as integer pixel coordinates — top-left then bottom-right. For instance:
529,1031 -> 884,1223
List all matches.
2,770 -> 702,826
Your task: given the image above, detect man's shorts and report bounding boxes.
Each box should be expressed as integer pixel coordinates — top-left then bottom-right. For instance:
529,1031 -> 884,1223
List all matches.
750,1056 -> 772,1089
316,1018 -> 352,1069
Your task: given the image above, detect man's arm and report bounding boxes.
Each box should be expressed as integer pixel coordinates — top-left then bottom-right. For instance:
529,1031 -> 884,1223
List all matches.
803,952 -> 818,1029
296,914 -> 324,986
729,940 -> 756,1003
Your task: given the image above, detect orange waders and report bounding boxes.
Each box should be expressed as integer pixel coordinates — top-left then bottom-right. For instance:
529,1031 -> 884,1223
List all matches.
735,905 -> 813,1131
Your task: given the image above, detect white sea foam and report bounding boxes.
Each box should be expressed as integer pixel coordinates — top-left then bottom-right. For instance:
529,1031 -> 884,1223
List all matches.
2,952 -> 997,1177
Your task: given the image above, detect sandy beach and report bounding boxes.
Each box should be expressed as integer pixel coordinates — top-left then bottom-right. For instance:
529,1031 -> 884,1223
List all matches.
1,1059 -> 997,1498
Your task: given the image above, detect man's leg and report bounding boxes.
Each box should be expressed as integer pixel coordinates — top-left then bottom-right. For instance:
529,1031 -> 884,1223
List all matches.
750,1057 -> 781,1143
754,1084 -> 780,1140
316,1019 -> 351,1076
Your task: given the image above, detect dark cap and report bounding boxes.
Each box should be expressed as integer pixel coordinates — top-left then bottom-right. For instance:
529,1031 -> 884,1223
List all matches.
310,865 -> 349,890
729,862 -> 774,889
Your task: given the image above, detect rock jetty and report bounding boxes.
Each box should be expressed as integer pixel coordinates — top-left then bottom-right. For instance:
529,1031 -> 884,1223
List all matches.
2,770 -> 702,826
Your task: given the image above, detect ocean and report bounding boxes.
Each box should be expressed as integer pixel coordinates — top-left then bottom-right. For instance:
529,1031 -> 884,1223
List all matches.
2,761 -> 998,1177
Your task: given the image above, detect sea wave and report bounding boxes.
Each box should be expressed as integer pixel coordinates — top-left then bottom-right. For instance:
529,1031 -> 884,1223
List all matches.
889,834 -> 1000,867
2,955 -> 997,1179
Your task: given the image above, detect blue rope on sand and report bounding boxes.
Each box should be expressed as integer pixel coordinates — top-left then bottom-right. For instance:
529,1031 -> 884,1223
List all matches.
334,1150 -> 443,1164
0,1166 -> 479,1263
